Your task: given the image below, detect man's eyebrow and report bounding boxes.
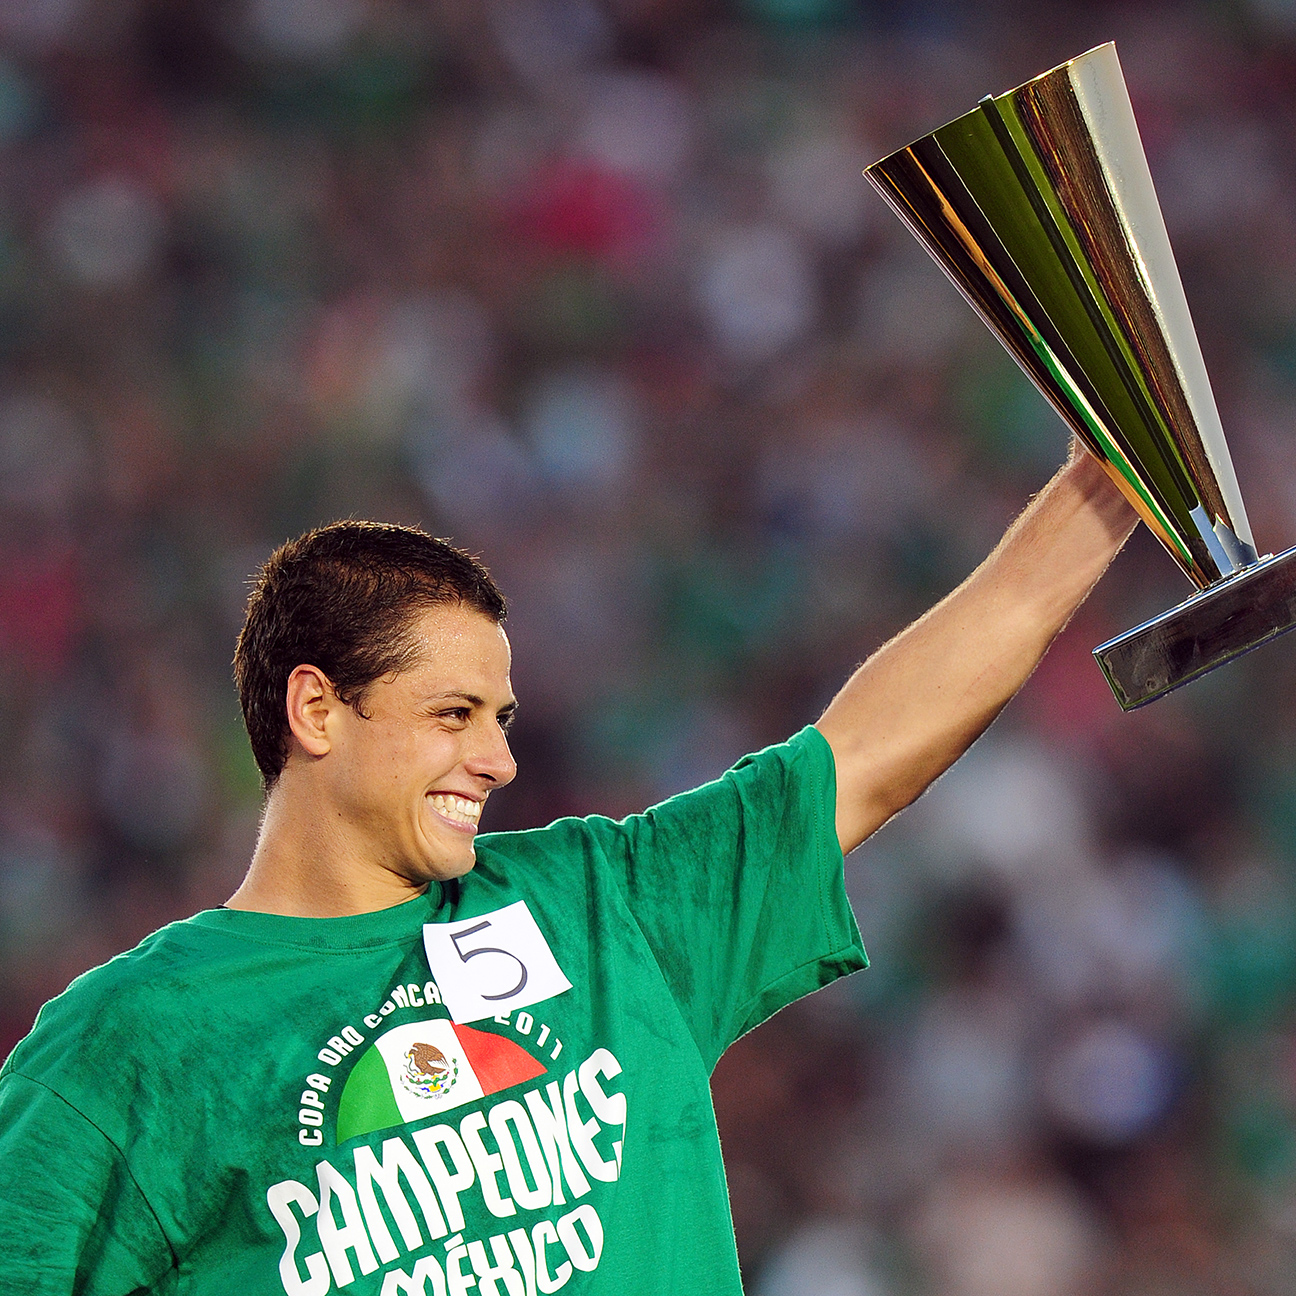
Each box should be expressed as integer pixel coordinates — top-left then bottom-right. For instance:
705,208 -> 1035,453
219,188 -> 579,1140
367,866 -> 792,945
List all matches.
422,690 -> 485,706
423,691 -> 518,714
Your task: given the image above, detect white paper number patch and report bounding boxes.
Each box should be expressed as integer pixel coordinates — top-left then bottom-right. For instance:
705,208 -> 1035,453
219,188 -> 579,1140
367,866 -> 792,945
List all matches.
424,900 -> 573,1024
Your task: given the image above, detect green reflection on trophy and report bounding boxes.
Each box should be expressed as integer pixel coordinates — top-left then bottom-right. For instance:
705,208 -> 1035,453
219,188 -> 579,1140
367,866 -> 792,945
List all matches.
865,41 -> 1296,709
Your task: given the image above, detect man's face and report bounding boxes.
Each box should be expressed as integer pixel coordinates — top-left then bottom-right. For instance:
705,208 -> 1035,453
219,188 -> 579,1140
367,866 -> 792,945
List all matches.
315,603 -> 518,886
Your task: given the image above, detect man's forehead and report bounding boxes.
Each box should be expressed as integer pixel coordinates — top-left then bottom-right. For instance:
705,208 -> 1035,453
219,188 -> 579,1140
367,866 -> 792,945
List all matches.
408,600 -> 504,633
399,605 -> 513,692
405,604 -> 510,652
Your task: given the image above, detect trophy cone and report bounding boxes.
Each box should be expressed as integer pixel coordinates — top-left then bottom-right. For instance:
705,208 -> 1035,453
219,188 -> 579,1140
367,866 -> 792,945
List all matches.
865,42 -> 1296,709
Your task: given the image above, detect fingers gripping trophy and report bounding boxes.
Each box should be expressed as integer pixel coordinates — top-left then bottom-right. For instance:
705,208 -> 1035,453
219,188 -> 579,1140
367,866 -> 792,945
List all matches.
865,42 -> 1296,709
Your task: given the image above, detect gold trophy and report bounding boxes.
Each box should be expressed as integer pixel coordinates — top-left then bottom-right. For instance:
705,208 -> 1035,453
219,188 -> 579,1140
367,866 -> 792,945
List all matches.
865,42 -> 1296,709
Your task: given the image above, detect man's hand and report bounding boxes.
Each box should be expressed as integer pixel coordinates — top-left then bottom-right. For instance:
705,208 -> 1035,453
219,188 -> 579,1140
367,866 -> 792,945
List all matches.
816,441 -> 1137,854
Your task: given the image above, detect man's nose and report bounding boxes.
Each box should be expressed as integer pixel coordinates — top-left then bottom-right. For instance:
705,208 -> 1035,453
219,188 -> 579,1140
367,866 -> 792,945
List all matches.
468,723 -> 517,787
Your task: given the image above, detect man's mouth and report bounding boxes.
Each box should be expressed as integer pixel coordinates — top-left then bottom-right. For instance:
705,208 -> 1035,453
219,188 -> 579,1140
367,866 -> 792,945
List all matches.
427,793 -> 483,831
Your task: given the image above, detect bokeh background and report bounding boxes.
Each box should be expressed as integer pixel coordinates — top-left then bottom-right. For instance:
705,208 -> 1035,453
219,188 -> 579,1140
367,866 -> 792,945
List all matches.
6,0 -> 1296,1291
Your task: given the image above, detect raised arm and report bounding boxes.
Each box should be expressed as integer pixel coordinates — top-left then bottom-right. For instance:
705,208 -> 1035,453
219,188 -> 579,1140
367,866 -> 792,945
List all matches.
817,443 -> 1138,853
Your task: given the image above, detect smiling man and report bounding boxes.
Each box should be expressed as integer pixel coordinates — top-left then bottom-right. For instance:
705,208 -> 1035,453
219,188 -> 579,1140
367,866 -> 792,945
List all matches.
0,452 -> 1134,1296
228,532 -> 520,917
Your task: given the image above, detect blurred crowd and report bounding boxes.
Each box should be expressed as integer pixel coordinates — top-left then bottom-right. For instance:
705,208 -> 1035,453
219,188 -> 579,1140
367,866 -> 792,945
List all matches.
5,0 -> 1296,1291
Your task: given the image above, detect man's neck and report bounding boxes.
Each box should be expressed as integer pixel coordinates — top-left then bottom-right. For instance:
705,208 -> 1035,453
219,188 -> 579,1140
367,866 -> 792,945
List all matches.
226,781 -> 431,919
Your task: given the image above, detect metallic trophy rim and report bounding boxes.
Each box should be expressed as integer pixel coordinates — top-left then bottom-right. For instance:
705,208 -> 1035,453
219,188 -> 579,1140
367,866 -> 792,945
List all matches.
863,42 -> 1296,709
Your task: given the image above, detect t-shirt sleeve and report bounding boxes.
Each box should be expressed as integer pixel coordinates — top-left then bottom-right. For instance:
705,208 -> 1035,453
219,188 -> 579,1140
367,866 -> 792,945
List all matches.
583,725 -> 868,1069
0,1071 -> 174,1295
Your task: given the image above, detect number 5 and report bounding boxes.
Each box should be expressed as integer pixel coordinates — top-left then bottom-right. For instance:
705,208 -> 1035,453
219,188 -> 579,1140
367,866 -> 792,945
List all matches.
449,920 -> 529,1001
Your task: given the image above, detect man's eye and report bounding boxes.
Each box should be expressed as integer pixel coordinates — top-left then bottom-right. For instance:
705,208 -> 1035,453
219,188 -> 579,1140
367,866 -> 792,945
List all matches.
440,708 -> 471,722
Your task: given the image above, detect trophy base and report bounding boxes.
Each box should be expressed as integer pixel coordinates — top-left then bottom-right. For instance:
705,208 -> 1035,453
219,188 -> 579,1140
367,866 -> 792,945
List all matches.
1093,544 -> 1296,710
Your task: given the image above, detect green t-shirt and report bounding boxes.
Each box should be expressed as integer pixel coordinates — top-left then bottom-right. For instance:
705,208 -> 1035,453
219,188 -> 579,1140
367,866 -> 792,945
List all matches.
0,727 -> 866,1296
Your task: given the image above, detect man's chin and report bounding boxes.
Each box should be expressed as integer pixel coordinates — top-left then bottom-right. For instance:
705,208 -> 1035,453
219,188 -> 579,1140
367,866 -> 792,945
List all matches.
439,855 -> 477,882
415,844 -> 478,885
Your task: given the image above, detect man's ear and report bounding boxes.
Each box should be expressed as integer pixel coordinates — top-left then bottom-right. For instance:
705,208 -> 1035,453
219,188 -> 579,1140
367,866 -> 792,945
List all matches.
285,665 -> 335,759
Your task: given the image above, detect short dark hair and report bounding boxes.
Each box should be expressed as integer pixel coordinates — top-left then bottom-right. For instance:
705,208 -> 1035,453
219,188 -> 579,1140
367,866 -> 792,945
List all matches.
234,521 -> 506,789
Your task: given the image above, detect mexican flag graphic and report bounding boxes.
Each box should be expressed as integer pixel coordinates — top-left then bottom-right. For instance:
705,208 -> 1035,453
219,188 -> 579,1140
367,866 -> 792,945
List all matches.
336,1019 -> 547,1144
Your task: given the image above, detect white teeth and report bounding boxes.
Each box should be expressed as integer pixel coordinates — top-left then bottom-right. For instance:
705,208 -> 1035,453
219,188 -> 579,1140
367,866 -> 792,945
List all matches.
429,794 -> 482,826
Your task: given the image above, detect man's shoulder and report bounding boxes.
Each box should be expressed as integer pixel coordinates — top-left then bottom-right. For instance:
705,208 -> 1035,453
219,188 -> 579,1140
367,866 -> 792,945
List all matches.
472,809 -> 650,888
1,911 -> 236,1084
476,728 -> 830,853
476,812 -> 616,857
